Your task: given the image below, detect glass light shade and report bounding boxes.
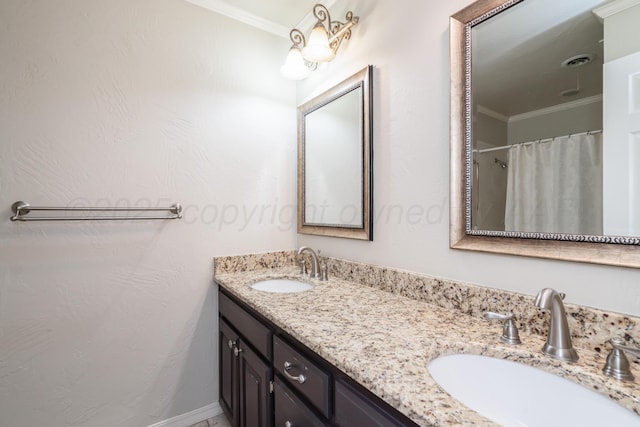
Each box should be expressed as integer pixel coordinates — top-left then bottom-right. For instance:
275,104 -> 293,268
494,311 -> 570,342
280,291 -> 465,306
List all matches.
302,22 -> 335,62
280,46 -> 311,80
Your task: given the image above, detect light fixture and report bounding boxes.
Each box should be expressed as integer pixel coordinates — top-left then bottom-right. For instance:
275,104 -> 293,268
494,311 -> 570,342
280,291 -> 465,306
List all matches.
280,29 -> 316,80
280,4 -> 359,80
304,21 -> 335,62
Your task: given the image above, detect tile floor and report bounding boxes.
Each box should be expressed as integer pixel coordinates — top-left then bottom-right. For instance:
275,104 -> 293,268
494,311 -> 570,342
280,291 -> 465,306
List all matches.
187,412 -> 231,427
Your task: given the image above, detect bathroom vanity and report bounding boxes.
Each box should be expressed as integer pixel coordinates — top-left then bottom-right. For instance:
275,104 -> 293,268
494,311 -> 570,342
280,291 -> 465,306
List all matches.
214,251 -> 640,426
218,289 -> 414,427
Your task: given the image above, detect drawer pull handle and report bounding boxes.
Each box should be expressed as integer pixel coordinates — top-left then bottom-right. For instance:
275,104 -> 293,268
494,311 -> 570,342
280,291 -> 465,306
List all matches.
285,422 -> 293,427
283,361 -> 306,384
234,347 -> 243,357
228,340 -> 236,349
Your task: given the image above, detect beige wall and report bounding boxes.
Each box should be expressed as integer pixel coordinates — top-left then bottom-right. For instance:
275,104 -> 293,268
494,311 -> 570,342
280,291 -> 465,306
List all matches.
508,100 -> 603,144
476,111 -> 508,147
297,0 -> 640,316
0,1 -> 296,426
473,143 -> 509,231
473,113 -> 508,230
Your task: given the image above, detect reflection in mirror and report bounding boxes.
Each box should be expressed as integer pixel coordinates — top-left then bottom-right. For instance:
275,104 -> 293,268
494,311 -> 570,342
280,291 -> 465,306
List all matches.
471,0 -> 605,236
304,88 -> 363,227
450,0 -> 640,267
298,65 -> 372,240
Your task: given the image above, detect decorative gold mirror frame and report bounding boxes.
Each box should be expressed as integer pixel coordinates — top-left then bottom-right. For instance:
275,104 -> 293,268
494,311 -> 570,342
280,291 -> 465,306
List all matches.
450,0 -> 640,268
297,65 -> 373,240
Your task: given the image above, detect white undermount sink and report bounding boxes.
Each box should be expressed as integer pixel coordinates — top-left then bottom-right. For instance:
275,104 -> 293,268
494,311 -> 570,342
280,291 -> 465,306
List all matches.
250,279 -> 314,293
428,354 -> 639,427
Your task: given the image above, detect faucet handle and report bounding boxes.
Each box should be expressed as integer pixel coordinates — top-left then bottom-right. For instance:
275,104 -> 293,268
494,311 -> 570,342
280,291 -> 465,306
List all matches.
319,262 -> 328,281
603,338 -> 640,382
299,259 -> 308,275
484,312 -> 514,320
484,312 -> 521,345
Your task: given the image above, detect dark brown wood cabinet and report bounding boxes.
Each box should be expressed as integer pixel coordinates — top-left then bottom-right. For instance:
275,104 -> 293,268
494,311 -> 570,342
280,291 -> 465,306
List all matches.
218,287 -> 418,427
273,335 -> 331,419
238,342 -> 271,427
219,319 -> 239,425
334,379 -> 407,427
273,378 -> 326,427
219,295 -> 272,427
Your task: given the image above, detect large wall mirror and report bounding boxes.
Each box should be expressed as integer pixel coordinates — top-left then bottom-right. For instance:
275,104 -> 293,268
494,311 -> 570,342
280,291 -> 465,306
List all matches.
450,0 -> 640,267
298,65 -> 373,240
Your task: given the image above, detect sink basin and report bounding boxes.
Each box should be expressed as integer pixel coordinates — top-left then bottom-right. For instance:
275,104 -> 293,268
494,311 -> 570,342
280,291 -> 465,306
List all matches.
428,354 -> 638,426
250,279 -> 314,293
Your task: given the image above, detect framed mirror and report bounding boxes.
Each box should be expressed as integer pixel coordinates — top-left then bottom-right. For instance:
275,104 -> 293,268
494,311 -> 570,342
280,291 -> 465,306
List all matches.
298,65 -> 373,240
450,0 -> 640,267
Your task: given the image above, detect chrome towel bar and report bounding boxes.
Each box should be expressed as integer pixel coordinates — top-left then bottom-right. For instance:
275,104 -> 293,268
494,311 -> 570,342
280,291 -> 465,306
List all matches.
10,201 -> 182,222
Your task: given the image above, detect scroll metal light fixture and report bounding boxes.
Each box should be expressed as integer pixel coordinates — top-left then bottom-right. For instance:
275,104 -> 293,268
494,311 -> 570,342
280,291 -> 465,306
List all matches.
280,4 -> 359,80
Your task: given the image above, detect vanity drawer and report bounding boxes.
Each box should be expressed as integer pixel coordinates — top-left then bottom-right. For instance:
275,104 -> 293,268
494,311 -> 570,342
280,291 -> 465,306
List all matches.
274,377 -> 327,427
334,380 -> 407,427
219,291 -> 272,360
273,335 -> 331,418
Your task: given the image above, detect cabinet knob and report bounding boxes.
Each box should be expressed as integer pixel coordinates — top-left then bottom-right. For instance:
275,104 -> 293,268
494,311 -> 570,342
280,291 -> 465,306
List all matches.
283,361 -> 307,384
234,347 -> 243,357
228,340 -> 236,349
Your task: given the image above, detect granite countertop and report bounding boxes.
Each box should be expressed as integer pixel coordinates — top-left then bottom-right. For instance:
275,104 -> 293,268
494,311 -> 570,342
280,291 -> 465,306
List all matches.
214,266 -> 640,426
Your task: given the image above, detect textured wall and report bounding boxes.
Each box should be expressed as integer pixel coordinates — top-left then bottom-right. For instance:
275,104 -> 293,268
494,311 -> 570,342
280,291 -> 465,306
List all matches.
0,1 -> 295,426
297,0 -> 640,316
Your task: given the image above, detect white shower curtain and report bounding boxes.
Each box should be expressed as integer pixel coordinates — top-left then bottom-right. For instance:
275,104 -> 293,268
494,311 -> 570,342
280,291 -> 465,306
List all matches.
504,133 -> 603,235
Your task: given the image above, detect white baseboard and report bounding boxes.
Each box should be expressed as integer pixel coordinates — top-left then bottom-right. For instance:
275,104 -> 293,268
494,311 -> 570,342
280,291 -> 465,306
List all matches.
147,402 -> 223,427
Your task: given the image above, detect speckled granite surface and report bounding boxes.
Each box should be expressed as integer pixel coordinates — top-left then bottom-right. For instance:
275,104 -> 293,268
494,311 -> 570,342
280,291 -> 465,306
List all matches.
214,252 -> 640,426
324,257 -> 640,355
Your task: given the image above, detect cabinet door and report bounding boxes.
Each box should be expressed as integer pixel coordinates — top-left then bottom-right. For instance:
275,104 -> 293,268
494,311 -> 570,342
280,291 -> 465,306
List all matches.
334,380 -> 409,427
220,319 -> 239,426
239,342 -> 272,427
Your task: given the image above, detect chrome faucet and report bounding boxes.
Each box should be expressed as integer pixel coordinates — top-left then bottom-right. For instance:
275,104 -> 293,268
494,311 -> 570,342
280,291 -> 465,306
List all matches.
534,288 -> 579,362
297,246 -> 320,279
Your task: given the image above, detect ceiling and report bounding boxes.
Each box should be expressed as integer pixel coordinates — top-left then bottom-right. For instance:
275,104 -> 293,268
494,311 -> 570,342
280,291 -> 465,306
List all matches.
473,0 -> 607,119
184,0 -> 333,39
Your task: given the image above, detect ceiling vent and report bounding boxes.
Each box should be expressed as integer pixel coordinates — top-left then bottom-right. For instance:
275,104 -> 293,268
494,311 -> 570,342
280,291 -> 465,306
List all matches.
561,54 -> 593,68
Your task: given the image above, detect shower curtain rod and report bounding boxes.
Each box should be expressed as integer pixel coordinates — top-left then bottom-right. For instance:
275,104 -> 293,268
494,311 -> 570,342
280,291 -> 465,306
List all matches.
473,129 -> 602,154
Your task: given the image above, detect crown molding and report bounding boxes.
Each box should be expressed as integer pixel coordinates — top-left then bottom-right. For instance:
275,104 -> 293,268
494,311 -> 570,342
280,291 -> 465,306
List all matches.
184,0 -> 339,40
593,0 -> 640,21
476,105 -> 509,122
184,0 -> 290,38
509,94 -> 603,122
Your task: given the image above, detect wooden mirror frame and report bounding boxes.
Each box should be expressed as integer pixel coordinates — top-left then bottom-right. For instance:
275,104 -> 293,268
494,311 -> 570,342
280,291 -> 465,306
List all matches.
449,0 -> 640,268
